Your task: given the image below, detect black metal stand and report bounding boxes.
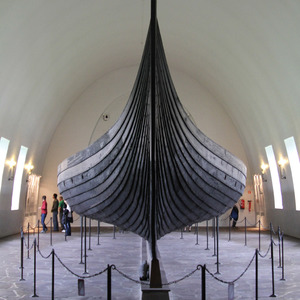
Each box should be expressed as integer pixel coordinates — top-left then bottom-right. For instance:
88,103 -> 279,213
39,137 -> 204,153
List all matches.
88,218 -> 92,250
32,239 -> 38,297
270,240 -> 277,297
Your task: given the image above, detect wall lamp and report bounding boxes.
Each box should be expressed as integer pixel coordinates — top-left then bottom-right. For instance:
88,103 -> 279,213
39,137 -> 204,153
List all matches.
24,163 -> 34,182
6,158 -> 16,181
278,158 -> 288,179
261,163 -> 269,182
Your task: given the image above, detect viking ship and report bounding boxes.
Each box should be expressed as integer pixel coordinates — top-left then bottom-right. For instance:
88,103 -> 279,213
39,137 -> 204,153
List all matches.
57,3 -> 246,249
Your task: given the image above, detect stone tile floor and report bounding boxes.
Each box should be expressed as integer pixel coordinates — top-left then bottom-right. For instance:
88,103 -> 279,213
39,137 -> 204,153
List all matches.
0,227 -> 299,299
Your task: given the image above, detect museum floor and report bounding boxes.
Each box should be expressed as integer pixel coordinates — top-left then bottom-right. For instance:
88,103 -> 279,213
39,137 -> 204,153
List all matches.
0,225 -> 299,299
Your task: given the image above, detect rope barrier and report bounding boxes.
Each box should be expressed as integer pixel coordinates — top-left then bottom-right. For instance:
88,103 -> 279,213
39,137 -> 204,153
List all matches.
113,266 -> 149,285
162,265 -> 202,286
206,251 -> 256,284
37,247 -> 53,259
20,222 -> 286,300
54,252 -> 108,279
258,242 -> 271,258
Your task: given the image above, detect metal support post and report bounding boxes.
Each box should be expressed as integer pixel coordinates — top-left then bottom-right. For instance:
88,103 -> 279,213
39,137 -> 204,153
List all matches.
277,227 -> 282,268
180,228 -> 183,239
107,264 -> 112,300
20,232 -> 25,281
97,221 -> 100,245
258,220 -> 261,252
215,216 -> 220,274
88,218 -> 92,250
113,225 -> 116,239
195,223 -> 199,245
205,220 -> 209,250
201,264 -> 206,300
51,249 -> 55,300
32,239 -> 38,297
27,222 -> 30,259
244,217 -> 247,246
212,218 -> 216,256
80,216 -> 83,264
50,217 -> 53,246
83,216 -> 88,274
228,217 -> 231,241
270,240 -> 276,297
255,249 -> 258,300
280,233 -> 285,281
37,220 -> 40,250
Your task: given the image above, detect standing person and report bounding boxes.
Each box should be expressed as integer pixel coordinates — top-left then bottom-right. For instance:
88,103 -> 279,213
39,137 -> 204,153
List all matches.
230,205 -> 239,228
51,193 -> 59,231
63,200 -> 72,236
40,195 -> 48,233
58,196 -> 65,231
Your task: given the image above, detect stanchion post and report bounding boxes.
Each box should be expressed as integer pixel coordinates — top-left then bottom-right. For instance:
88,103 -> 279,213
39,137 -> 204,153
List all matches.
255,249 -> 258,300
50,217 -> 53,246
195,223 -> 199,245
270,240 -> 276,297
97,221 -> 100,245
201,264 -> 206,300
113,225 -> 116,239
280,233 -> 285,281
52,249 -> 55,300
244,217 -> 247,246
80,216 -> 83,264
83,216 -> 88,274
205,220 -> 209,250
20,230 -> 25,281
215,216 -> 220,274
88,218 -> 92,250
32,238 -> 38,297
269,222 -> 273,244
212,218 -> 216,257
258,220 -> 261,252
277,227 -> 282,268
107,264 -> 112,300
228,217 -> 231,241
27,222 -> 30,259
37,220 -> 40,250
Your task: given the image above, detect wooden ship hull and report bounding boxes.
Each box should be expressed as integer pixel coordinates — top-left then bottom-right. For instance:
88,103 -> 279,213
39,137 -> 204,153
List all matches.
57,18 -> 247,242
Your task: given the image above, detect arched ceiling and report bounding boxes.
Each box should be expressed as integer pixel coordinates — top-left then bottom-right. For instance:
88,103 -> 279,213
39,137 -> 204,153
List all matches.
1,0 -> 300,176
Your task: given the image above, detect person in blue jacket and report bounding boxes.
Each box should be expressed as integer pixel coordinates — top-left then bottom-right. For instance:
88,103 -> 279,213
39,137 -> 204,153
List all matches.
230,205 -> 239,228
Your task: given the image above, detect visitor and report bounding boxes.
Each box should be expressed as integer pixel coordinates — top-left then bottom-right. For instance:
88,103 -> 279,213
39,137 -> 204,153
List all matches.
58,196 -> 65,231
51,193 -> 59,231
230,205 -> 239,228
40,195 -> 48,233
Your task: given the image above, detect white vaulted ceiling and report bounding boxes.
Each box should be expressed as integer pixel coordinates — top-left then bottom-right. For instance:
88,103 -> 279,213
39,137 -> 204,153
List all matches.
1,0 -> 300,224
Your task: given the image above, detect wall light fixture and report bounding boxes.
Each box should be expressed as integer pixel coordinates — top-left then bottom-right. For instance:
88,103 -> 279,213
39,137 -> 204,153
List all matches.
6,158 -> 16,181
24,163 -> 34,182
261,163 -> 269,182
278,158 -> 288,179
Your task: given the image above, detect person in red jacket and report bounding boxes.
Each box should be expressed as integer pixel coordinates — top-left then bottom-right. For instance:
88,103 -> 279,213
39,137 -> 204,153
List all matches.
40,195 -> 48,233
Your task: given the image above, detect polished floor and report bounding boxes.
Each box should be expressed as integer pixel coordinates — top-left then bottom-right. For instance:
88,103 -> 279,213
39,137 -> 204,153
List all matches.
0,225 -> 299,299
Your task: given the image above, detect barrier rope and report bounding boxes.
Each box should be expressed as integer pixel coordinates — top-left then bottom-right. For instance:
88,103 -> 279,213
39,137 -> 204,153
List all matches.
245,219 -> 260,227
162,265 -> 202,286
29,221 -> 39,230
236,217 -> 246,224
23,239 -> 35,251
54,252 -> 108,279
206,252 -> 256,284
258,242 -> 271,258
37,247 -> 53,259
113,266 -> 149,285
